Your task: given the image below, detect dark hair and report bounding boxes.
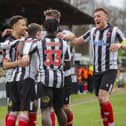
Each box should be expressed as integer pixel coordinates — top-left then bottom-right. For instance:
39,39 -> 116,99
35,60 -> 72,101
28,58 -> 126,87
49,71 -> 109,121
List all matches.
9,15 -> 26,28
27,23 -> 42,37
43,19 -> 59,33
94,8 -> 108,16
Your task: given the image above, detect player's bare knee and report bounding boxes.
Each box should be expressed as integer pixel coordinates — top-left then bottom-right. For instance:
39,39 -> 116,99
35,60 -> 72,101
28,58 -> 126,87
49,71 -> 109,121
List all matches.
98,90 -> 109,103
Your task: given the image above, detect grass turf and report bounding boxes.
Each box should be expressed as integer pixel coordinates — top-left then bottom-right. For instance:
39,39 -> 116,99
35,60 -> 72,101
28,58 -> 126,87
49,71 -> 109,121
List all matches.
0,87 -> 126,126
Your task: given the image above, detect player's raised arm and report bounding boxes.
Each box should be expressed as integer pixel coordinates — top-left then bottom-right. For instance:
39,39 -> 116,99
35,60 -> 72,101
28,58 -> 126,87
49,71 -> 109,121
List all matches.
57,32 -> 81,45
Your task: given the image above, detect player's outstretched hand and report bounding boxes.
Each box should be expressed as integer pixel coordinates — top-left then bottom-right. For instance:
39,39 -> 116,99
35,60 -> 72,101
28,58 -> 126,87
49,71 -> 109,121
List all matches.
57,32 -> 76,41
1,29 -> 12,38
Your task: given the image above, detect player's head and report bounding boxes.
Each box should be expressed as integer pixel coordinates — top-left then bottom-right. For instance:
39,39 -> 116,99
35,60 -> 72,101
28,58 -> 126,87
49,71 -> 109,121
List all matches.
43,9 -> 61,23
27,23 -> 42,40
93,8 -> 109,30
43,9 -> 61,33
9,15 -> 27,37
43,19 -> 59,33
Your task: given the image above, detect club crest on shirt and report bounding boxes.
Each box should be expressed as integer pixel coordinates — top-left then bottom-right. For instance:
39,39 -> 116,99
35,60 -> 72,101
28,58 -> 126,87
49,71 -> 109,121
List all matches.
106,32 -> 111,38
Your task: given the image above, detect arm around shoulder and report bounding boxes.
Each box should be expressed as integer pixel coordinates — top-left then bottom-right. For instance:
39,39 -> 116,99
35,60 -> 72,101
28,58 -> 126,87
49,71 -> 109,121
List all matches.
2,58 -> 18,70
57,32 -> 85,46
71,36 -> 85,46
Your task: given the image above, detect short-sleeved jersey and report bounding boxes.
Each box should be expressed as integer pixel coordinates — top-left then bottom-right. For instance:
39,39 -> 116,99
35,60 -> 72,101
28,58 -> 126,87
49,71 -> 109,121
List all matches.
2,36 -> 19,82
10,37 -> 39,82
38,36 -> 71,88
24,35 -> 71,88
82,25 -> 126,73
41,30 -> 72,85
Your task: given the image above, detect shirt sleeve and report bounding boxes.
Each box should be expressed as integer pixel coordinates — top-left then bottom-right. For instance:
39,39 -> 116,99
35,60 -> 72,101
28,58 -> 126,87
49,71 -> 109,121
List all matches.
116,27 -> 126,43
23,40 -> 37,55
64,41 -> 72,78
81,30 -> 91,42
2,48 -> 11,61
64,45 -> 72,86
64,41 -> 71,61
0,39 -> 19,49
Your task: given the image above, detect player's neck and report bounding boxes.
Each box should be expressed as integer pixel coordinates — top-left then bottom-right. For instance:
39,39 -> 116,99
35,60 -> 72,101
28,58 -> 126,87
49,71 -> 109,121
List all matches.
99,23 -> 108,31
46,32 -> 57,37
12,31 -> 21,39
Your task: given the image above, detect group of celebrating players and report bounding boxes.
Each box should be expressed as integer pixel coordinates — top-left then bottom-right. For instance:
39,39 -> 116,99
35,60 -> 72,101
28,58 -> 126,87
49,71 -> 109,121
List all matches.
1,7 -> 126,126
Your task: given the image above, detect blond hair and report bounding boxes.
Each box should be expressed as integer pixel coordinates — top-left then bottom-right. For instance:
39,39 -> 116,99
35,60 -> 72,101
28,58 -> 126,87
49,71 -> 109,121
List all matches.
43,9 -> 61,19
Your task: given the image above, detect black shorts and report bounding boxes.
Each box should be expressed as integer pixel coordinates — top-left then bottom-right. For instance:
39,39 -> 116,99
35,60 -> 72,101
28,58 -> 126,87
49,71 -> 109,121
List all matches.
31,82 -> 38,100
37,82 -> 64,109
63,85 -> 72,105
93,69 -> 117,96
64,95 -> 70,105
16,78 -> 35,111
6,81 -> 20,111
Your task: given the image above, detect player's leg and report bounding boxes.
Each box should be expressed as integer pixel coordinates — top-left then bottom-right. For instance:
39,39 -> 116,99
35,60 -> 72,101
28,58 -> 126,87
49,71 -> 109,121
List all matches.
6,82 -> 19,126
41,107 -> 52,126
5,82 -> 10,126
28,101 -> 37,126
18,78 -> 35,126
28,82 -> 38,126
50,107 -> 56,126
54,88 -> 67,126
64,97 -> 73,126
94,73 -> 109,126
95,70 -> 117,126
63,85 -> 73,126
38,83 -> 53,126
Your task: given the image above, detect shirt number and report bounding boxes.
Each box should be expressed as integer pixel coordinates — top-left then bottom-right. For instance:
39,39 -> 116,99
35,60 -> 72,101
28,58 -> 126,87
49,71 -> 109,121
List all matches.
44,50 -> 62,67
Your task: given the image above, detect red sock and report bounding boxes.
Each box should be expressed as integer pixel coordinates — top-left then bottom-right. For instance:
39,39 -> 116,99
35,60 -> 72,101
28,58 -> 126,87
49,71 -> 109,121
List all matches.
100,104 -> 109,126
101,102 -> 114,125
50,111 -> 56,126
29,112 -> 37,126
7,114 -> 17,126
67,111 -> 73,126
5,113 -> 9,126
18,116 -> 29,126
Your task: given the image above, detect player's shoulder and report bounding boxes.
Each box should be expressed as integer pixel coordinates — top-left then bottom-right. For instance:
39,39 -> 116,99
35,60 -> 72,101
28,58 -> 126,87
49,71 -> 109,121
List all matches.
25,37 -> 37,43
56,37 -> 68,47
112,26 -> 120,31
5,35 -> 15,41
90,27 -> 97,31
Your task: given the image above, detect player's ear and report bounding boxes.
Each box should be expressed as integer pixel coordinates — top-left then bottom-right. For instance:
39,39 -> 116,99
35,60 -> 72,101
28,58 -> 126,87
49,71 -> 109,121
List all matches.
36,31 -> 42,40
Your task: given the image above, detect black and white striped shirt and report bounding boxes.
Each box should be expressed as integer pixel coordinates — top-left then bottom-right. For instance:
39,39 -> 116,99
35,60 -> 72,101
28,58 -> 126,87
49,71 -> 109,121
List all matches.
82,25 -> 126,73
10,37 -> 39,82
41,30 -> 72,86
23,35 -> 71,88
2,36 -> 20,82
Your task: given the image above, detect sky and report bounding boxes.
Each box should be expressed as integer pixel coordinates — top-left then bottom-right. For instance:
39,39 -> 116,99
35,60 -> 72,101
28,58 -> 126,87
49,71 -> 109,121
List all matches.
109,0 -> 125,8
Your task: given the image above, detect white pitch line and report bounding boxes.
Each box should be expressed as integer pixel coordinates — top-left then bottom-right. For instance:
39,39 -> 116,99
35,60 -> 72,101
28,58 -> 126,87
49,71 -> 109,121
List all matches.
71,90 -> 126,106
